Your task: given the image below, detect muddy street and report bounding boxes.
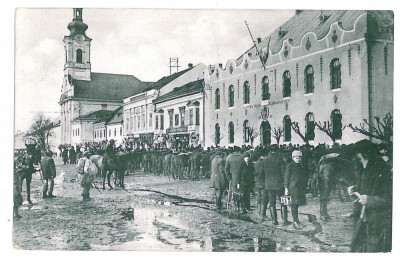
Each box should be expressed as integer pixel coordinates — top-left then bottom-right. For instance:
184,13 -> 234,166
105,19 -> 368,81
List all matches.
13,158 -> 354,251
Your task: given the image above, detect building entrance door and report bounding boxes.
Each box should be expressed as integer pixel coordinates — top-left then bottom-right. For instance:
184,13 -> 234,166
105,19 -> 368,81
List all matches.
261,121 -> 271,147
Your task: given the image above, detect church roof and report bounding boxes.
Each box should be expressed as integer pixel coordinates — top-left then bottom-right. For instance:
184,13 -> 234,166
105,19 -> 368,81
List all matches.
73,72 -> 152,101
144,67 -> 194,91
237,10 -> 367,63
76,109 -> 115,122
153,80 -> 204,104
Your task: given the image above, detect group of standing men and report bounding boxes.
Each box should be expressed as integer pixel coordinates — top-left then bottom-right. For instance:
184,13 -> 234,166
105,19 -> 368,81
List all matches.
212,144 -> 308,229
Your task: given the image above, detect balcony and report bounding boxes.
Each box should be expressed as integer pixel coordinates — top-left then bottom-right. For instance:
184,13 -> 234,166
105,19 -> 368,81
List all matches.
166,125 -> 188,134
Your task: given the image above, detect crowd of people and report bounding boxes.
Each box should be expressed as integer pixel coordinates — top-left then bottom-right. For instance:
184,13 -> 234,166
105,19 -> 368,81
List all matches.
14,138 -> 392,252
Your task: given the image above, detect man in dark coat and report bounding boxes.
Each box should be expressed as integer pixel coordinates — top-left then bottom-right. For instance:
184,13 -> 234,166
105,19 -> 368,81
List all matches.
254,149 -> 266,219
210,151 -> 228,210
284,150 -> 308,229
225,147 -> 249,213
190,148 -> 201,180
41,151 -> 57,198
62,147 -> 69,165
242,151 -> 254,212
69,146 -> 76,164
348,140 -> 392,252
263,144 -> 290,225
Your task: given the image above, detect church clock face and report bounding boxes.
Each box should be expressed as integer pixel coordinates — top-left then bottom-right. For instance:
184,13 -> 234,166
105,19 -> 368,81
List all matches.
75,35 -> 84,43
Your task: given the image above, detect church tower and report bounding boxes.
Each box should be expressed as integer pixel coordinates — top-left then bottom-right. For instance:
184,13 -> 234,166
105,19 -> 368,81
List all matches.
63,8 -> 91,81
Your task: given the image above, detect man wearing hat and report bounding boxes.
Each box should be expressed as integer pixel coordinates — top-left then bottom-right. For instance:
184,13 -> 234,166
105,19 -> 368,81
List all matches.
284,150 -> 308,229
242,151 -> 254,212
263,144 -> 290,225
41,150 -> 57,199
347,140 -> 392,252
80,151 -> 95,201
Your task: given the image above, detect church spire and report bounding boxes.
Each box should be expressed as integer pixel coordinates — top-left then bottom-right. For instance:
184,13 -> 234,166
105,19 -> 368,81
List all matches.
67,8 -> 90,39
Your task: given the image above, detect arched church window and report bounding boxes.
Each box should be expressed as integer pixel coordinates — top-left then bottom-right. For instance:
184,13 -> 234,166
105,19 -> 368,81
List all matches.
331,109 -> 343,140
283,115 -> 292,142
243,81 -> 250,104
305,65 -> 314,94
229,122 -> 235,143
228,85 -> 235,107
282,70 -> 291,98
76,49 -> 83,63
305,112 -> 315,141
330,58 -> 341,89
261,76 -> 270,101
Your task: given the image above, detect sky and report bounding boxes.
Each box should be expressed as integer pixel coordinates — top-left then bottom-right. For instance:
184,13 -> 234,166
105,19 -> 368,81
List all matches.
14,8 -> 294,133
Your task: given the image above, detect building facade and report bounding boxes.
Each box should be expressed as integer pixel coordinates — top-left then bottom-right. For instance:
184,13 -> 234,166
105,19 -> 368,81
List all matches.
59,8 -> 151,145
204,10 -> 393,148
123,64 -> 207,149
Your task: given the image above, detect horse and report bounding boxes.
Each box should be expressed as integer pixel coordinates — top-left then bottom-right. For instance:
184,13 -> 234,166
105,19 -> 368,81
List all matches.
89,155 -> 103,177
318,152 -> 362,220
101,151 -> 128,190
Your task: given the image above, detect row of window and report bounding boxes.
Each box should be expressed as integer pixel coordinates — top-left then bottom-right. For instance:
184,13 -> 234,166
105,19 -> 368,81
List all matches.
72,128 -> 80,137
155,108 -> 200,130
214,58 -> 341,109
94,127 -> 123,139
214,109 -> 343,144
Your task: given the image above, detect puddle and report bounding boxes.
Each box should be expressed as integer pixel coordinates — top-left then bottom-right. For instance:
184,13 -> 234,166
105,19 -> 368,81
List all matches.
211,234 -> 276,252
20,205 -> 43,211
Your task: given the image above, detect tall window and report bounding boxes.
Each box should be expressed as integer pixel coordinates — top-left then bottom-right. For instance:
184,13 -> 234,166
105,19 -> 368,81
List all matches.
305,112 -> 315,141
215,88 -> 220,109
215,124 -> 220,145
149,113 -> 153,128
330,58 -> 341,89
160,115 -> 164,130
109,129 -> 111,137
120,127 -> 122,136
137,116 -> 140,129
331,109 -> 343,140
243,81 -> 250,104
261,76 -> 270,101
155,116 -> 159,129
179,107 -> 185,126
229,122 -> 235,143
175,114 -> 179,126
189,109 -> 194,125
168,110 -> 174,128
76,49 -> 82,63
195,108 -> 200,125
283,115 -> 292,142
305,65 -> 314,94
243,120 -> 249,143
283,71 -> 291,98
114,128 -> 117,137
228,85 -> 235,107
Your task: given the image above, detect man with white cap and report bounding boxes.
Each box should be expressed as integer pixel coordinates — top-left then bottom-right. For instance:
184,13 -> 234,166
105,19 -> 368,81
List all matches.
284,150 -> 308,229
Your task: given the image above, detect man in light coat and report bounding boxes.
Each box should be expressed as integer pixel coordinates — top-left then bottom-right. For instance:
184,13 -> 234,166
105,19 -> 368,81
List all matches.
210,151 -> 228,210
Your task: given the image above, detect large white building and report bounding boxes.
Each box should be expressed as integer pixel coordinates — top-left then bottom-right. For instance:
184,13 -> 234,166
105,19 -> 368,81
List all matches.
204,10 -> 393,148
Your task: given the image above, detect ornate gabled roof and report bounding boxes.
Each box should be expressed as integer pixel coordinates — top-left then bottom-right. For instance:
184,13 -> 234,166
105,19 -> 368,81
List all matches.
73,72 -> 152,101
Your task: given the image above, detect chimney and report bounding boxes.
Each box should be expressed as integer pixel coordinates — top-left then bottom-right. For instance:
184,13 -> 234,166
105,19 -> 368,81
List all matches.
188,63 -> 193,68
219,63 -> 223,68
101,104 -> 107,111
257,38 -> 262,43
296,10 -> 303,15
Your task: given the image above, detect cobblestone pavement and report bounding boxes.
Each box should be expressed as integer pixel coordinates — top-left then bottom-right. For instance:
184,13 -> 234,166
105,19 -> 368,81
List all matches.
12,158 -> 353,252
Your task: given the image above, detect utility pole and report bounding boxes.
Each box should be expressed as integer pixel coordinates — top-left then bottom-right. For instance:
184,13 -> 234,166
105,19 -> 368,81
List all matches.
169,58 -> 181,75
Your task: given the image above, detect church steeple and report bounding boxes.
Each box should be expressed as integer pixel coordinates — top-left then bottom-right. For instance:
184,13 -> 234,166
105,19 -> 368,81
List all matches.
67,8 -> 90,39
63,8 -> 91,81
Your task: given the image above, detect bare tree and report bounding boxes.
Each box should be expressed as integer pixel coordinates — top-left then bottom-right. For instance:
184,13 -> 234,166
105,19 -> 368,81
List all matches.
348,113 -> 393,144
247,127 -> 259,147
291,121 -> 308,144
28,114 -> 55,151
315,120 -> 346,143
271,125 -> 284,146
211,133 -> 224,147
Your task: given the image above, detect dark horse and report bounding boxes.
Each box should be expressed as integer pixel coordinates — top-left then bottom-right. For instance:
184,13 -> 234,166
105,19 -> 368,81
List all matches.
318,151 -> 362,220
101,151 -> 128,190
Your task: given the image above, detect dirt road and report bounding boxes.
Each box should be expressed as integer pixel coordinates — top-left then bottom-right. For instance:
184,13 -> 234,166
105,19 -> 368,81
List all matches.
13,158 -> 353,251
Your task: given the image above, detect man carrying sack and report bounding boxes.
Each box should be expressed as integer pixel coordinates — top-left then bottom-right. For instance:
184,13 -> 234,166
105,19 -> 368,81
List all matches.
77,152 -> 96,201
